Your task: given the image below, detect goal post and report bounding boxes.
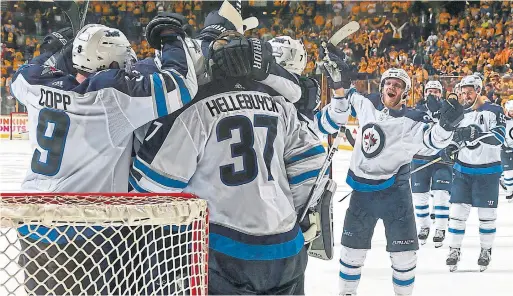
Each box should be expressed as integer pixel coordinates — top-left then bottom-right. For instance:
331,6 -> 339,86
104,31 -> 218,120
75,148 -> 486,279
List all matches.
0,193 -> 209,296
8,112 -> 29,140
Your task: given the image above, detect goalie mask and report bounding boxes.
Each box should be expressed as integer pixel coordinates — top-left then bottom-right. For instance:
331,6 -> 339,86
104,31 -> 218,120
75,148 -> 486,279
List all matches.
72,25 -> 133,74
424,80 -> 443,99
459,75 -> 482,110
268,36 -> 307,75
379,68 -> 411,107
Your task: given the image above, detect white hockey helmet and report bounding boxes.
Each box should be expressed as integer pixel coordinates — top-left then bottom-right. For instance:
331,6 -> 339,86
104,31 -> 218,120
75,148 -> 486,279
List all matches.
424,80 -> 443,97
453,82 -> 462,95
460,75 -> 483,94
504,100 -> 513,113
268,36 -> 307,75
72,24 -> 132,74
379,68 -> 411,99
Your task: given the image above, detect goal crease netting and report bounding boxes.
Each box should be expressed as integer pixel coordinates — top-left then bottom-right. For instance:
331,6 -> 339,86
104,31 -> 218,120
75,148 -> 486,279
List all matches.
0,193 -> 209,296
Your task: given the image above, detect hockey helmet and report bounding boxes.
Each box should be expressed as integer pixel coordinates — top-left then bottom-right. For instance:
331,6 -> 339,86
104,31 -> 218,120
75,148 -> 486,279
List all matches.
72,24 -> 133,74
268,36 -> 307,75
505,100 -> 513,113
460,75 -> 483,94
424,80 -> 443,97
379,68 -> 411,100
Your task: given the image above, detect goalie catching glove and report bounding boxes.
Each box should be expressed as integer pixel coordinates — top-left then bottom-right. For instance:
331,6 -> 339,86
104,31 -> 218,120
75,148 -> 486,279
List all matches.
209,31 -> 274,80
145,12 -> 187,49
300,178 -> 337,260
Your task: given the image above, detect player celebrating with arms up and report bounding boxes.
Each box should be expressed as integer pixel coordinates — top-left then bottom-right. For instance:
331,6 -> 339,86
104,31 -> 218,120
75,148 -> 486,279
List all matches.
318,44 -> 464,296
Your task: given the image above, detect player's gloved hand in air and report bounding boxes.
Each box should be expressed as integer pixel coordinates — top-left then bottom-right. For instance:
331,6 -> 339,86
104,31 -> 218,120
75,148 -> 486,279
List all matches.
247,38 -> 274,81
146,12 -> 187,49
319,43 -> 353,90
440,143 -> 459,163
453,125 -> 481,144
426,94 -> 442,119
40,27 -> 74,55
439,94 -> 464,131
197,10 -> 237,42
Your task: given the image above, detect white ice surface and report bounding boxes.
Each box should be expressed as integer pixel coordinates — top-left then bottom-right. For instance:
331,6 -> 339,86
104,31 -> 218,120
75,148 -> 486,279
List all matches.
1,140 -> 512,295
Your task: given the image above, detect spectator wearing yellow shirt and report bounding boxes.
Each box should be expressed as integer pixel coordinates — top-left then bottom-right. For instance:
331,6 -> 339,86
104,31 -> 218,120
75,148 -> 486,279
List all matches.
439,8 -> 451,30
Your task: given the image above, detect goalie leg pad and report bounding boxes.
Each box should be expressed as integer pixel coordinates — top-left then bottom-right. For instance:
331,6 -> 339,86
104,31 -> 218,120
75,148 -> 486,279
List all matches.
307,179 -> 337,260
339,246 -> 367,295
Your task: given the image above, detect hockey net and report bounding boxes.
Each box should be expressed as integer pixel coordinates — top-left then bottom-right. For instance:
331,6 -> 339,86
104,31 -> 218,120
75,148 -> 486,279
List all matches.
9,112 -> 29,140
0,193 -> 209,296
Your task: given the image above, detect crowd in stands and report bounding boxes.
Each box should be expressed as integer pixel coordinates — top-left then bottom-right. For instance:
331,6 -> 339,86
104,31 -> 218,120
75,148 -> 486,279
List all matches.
1,1 -> 513,114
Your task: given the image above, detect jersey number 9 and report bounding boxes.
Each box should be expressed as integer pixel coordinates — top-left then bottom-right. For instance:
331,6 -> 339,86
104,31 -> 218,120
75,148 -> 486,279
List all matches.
217,115 -> 278,186
31,109 -> 70,176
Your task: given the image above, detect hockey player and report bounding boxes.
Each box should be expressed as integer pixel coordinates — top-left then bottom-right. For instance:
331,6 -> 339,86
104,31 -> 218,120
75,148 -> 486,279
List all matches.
318,44 -> 464,296
10,13 -> 197,294
441,75 -> 506,272
194,10 -> 302,102
410,80 -> 452,247
268,35 -> 356,148
501,100 -> 513,201
131,31 -> 328,295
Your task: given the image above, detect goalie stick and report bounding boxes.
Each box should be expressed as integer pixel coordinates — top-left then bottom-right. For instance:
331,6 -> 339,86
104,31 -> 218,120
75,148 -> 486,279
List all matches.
218,0 -> 259,33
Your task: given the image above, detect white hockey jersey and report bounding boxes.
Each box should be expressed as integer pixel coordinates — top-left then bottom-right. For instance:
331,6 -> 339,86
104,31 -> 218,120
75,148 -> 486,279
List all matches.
504,118 -> 513,148
10,39 -> 197,192
454,102 -> 505,174
131,77 -> 326,261
328,91 -> 453,192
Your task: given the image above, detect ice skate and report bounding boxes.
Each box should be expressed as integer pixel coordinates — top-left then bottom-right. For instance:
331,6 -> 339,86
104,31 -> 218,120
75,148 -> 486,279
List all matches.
478,248 -> 491,272
446,247 -> 461,272
418,227 -> 430,245
506,192 -> 513,202
432,229 -> 445,248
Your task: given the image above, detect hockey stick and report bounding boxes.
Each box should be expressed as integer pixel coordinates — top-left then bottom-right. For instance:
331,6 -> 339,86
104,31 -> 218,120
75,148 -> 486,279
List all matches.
299,125 -> 347,222
411,133 -> 493,174
298,23 -> 360,221
44,0 -> 85,36
219,0 -> 259,33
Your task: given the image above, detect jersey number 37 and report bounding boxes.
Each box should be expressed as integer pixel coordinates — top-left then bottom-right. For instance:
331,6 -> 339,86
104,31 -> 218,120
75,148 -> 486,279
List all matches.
31,108 -> 70,176
217,115 -> 278,186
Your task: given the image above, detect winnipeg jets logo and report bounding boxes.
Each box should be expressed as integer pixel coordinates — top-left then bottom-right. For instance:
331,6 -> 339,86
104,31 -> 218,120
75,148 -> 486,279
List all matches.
234,83 -> 245,90
361,123 -> 385,158
52,81 -> 63,88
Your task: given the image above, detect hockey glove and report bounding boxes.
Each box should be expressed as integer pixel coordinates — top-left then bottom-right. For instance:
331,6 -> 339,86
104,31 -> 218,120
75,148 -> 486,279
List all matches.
146,12 -> 187,49
453,125 -> 481,144
426,94 -> 442,119
210,31 -> 252,77
440,144 -> 459,163
248,38 -> 275,81
319,43 -> 353,89
197,10 -> 237,42
439,95 -> 464,131
41,27 -> 74,55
